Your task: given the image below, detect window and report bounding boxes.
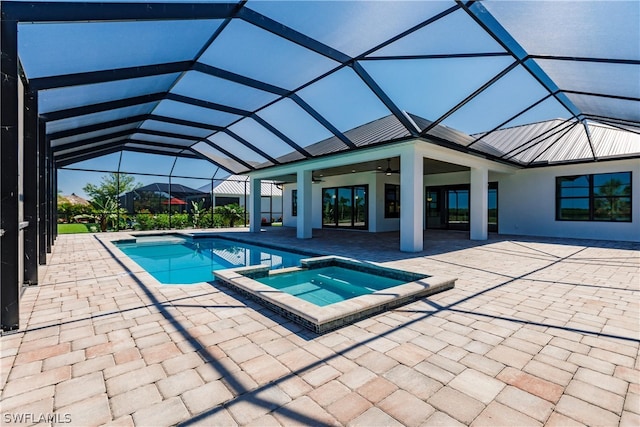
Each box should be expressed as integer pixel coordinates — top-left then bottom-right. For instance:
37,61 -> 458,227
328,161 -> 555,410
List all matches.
215,196 -> 240,207
291,189 -> 297,216
385,184 -> 400,218
556,172 -> 631,221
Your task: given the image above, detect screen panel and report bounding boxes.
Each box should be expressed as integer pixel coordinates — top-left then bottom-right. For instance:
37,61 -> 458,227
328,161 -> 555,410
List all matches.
139,120 -> 213,138
152,99 -> 240,127
248,0 -> 452,57
297,67 -> 391,132
46,103 -> 158,134
362,56 -> 514,124
19,19 -> 223,78
169,71 -> 279,112
371,8 -> 506,57
39,73 -> 180,114
483,1 -> 640,61
199,19 -> 338,90
206,132 -> 272,167
436,65 -> 551,136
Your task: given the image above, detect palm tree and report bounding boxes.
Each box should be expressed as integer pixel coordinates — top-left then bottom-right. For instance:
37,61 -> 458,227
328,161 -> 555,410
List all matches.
91,196 -> 120,232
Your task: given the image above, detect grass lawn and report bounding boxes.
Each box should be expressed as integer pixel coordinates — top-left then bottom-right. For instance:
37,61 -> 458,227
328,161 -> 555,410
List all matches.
58,223 -> 99,234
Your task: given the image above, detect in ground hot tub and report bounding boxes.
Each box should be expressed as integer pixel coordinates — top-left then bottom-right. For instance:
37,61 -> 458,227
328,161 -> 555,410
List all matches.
214,256 -> 455,333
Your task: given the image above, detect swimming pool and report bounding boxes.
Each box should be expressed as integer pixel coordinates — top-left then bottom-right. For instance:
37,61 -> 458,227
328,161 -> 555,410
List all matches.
215,256 -> 456,333
114,235 -> 308,284
255,266 -> 407,306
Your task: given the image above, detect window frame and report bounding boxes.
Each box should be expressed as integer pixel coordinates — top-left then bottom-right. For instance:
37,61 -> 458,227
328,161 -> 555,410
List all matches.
291,189 -> 297,217
556,171 -> 632,222
384,183 -> 400,219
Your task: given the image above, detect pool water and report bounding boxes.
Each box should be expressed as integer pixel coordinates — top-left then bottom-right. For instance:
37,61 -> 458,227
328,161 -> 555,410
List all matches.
255,266 -> 405,306
115,237 -> 307,284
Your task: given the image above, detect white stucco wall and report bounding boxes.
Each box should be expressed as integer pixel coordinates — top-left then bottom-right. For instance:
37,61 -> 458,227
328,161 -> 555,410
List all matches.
283,158 -> 638,242
374,172 -> 400,232
274,137 -> 638,242
497,159 -> 639,242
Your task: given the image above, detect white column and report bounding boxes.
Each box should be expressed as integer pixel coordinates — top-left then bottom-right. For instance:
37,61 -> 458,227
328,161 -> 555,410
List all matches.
297,169 -> 313,239
470,167 -> 488,240
249,177 -> 262,233
400,147 -> 423,252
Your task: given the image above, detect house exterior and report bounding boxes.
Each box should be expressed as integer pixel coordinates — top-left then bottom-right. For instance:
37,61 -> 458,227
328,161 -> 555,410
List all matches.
246,115 -> 639,251
119,183 -> 209,214
199,175 -> 284,223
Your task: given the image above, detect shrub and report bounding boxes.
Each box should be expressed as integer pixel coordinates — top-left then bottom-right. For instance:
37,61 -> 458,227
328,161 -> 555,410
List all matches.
171,214 -> 189,229
215,204 -> 245,228
197,208 -> 214,228
154,214 -> 170,229
135,213 -> 155,231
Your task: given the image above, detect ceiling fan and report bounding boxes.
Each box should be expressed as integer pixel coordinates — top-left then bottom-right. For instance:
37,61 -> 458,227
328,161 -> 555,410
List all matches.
377,158 -> 400,176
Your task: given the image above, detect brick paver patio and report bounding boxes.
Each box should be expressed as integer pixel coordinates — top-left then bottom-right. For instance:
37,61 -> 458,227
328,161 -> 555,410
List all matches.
1,228 -> 638,426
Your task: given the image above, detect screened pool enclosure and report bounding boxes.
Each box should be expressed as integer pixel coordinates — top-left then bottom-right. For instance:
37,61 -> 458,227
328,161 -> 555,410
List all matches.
1,1 -> 639,330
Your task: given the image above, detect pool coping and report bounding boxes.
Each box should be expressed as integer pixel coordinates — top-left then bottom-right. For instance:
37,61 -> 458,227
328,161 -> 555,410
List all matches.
214,255 -> 456,334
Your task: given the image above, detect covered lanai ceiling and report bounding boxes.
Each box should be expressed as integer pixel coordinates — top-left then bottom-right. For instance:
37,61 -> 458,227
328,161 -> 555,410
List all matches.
6,0 -> 640,175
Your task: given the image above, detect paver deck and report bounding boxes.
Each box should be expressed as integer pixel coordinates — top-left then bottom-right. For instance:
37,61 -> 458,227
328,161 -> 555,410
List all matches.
1,228 -> 638,426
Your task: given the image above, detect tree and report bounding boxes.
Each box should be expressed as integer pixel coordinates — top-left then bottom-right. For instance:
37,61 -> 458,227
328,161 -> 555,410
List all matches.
83,172 -> 139,202
83,173 -> 139,231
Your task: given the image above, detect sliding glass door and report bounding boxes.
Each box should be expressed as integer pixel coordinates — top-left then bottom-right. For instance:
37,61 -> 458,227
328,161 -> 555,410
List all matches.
322,185 -> 368,229
337,187 -> 353,227
447,188 -> 470,231
426,183 -> 498,231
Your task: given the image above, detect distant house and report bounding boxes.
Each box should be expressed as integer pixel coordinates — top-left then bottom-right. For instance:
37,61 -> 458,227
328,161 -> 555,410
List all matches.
198,175 -> 283,223
58,193 -> 90,207
119,183 -> 208,214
